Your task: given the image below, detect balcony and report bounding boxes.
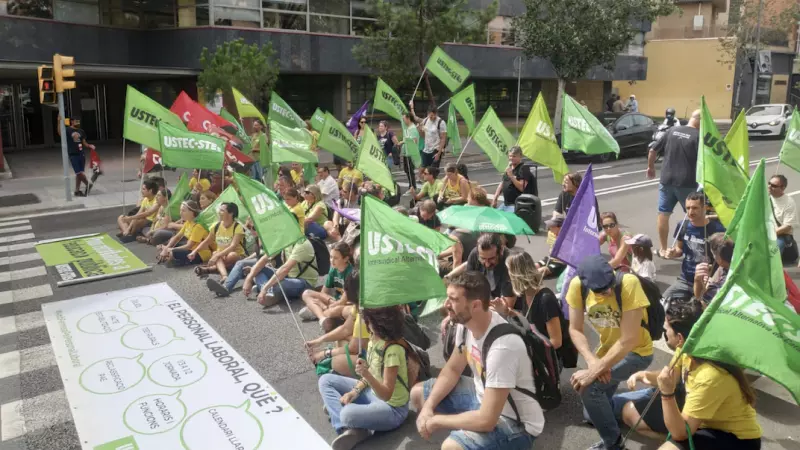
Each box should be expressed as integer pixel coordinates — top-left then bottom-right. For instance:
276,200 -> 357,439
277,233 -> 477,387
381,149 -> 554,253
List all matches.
648,24 -> 728,40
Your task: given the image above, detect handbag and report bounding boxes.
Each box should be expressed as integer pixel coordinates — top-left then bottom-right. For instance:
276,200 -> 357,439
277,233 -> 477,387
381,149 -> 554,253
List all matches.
771,202 -> 799,264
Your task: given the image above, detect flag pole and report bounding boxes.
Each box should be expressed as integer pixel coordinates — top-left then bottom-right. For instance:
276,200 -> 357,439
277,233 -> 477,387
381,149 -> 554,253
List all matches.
455,136 -> 473,165
121,139 -> 127,214
267,264 -> 310,346
437,98 -> 451,110
411,70 -> 426,103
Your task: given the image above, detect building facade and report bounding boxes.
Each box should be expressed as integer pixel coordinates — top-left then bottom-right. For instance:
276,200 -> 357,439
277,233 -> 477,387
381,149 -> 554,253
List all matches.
0,0 -> 649,153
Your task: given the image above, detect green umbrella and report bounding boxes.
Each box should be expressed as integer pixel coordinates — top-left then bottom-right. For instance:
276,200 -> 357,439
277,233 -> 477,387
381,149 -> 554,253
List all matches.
436,205 -> 535,235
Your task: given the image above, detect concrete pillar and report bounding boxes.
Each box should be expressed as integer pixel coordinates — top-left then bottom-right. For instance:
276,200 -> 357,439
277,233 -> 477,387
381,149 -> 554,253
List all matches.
333,75 -> 348,120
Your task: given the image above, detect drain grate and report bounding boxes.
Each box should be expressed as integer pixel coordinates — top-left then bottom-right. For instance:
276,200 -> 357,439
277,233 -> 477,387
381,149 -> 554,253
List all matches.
0,193 -> 41,208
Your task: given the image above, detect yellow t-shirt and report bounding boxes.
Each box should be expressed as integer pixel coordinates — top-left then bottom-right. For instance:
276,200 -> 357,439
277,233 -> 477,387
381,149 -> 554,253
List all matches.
674,354 -> 762,440
367,338 -> 409,408
352,309 -> 370,340
566,273 -> 653,357
179,221 -> 211,262
290,169 -> 303,185
303,200 -> 328,226
189,177 -> 211,192
139,196 -> 158,222
339,167 -> 363,190
287,202 -> 305,233
212,221 -> 246,257
442,175 -> 464,201
310,130 -> 320,151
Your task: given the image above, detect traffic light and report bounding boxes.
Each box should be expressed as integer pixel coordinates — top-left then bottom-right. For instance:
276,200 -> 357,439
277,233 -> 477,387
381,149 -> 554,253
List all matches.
53,54 -> 76,92
37,65 -> 56,105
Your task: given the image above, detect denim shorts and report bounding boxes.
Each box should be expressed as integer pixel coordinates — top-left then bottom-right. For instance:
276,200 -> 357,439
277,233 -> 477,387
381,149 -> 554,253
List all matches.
422,376 -> 535,450
658,184 -> 696,214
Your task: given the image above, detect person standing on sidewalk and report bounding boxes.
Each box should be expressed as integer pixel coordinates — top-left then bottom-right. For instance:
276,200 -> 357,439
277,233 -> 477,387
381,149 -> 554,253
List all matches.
768,174 -> 799,264
57,116 -> 91,197
408,100 -> 446,169
491,146 -> 533,212
647,109 -> 700,258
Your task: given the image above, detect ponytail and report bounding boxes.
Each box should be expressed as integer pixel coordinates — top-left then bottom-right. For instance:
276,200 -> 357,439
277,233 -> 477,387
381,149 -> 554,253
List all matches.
695,358 -> 756,406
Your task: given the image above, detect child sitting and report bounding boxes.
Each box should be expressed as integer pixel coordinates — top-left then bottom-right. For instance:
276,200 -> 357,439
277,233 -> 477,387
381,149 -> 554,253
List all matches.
625,234 -> 657,280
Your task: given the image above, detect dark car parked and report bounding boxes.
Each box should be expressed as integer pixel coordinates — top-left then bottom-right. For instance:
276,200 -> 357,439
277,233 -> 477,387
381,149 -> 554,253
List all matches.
558,112 -> 658,162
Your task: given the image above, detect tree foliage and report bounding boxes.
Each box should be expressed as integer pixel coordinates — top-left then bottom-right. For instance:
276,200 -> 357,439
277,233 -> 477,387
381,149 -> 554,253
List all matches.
719,0 -> 800,66
352,0 -> 497,105
197,38 -> 279,110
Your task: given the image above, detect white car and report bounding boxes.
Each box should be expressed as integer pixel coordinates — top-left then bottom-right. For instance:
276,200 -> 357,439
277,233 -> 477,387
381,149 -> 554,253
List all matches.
745,103 -> 793,137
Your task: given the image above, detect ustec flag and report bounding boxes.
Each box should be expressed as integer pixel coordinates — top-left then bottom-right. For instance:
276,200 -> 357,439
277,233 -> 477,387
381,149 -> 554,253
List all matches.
779,108 -> 800,174
551,164 -> 601,268
170,91 -> 233,133
310,108 -> 326,133
517,92 -> 569,184
561,94 -> 620,156
425,46 -> 470,92
318,112 -> 357,162
268,91 -> 306,130
123,85 -> 185,152
355,127 -> 395,195
158,122 -> 225,171
373,78 -> 408,122
451,83 -> 476,135
472,107 -> 515,173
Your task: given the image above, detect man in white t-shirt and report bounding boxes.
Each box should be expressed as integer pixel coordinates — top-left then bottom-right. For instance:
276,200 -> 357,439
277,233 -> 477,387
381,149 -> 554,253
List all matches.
769,174 -> 798,263
409,100 -> 447,169
315,165 -> 340,207
410,271 -> 544,449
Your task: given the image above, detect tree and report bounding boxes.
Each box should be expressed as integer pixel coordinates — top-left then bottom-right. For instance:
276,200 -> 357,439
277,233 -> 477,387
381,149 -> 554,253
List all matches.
352,0 -> 497,107
514,0 -> 675,131
197,38 -> 279,111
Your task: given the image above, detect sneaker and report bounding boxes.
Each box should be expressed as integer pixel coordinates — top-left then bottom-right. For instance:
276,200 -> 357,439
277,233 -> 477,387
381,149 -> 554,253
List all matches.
73,190 -> 85,197
206,279 -> 230,297
259,290 -> 283,309
331,428 -> 370,450
587,439 -> 626,450
298,307 -> 317,321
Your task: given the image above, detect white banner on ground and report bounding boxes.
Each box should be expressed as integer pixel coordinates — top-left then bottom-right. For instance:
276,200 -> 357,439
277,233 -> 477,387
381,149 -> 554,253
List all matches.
42,282 -> 330,450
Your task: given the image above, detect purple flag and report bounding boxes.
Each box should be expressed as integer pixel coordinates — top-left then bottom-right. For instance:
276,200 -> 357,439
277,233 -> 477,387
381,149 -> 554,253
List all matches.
550,164 -> 600,268
346,101 -> 369,135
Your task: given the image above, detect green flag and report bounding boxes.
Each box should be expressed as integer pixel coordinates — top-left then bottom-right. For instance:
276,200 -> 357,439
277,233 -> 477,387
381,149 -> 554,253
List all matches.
401,120 -> 422,167
356,127 -> 396,194
219,108 -> 252,154
725,109 -> 749,170
779,109 -> 800,174
561,94 -> 620,156
318,112 -> 357,161
268,91 -> 306,130
269,120 -> 319,164
233,172 -> 304,257
232,87 -> 265,122
451,83 -> 476,135
158,122 -> 225,171
123,85 -> 185,151
196,185 -> 250,231
167,173 -> 190,221
359,195 -> 456,308
517,93 -> 569,184
310,108 -> 326,132
425,46 -> 470,92
373,78 -> 408,122
724,160 -> 786,300
447,103 -> 463,156
472,107 -> 515,173
682,244 -> 800,404
259,135 -> 274,188
698,97 -> 748,227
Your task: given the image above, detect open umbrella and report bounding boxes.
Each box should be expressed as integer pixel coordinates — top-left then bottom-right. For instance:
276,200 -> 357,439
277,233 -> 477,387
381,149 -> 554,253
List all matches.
437,205 -> 535,235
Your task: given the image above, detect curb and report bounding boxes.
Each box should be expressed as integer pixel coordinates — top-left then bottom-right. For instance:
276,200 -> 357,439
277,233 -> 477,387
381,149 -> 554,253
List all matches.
0,155 -> 11,180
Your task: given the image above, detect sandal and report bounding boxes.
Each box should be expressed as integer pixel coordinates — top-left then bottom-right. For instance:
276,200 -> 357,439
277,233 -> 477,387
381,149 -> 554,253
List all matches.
194,266 -> 211,278
136,236 -> 150,244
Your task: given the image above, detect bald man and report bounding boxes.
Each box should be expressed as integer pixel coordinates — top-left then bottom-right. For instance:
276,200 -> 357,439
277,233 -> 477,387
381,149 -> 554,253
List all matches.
647,109 -> 701,257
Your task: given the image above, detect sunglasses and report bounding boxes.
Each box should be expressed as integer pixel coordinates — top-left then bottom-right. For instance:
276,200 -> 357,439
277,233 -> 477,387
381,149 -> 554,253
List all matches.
602,223 -> 617,230
768,183 -> 783,189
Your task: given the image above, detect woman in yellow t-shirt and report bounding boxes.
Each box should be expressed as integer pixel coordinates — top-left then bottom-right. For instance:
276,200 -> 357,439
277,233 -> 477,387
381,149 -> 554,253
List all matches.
158,200 -> 210,266
283,187 -> 306,233
437,163 -> 470,207
138,189 -> 176,245
302,184 -> 329,239
117,179 -> 161,241
189,202 -> 245,281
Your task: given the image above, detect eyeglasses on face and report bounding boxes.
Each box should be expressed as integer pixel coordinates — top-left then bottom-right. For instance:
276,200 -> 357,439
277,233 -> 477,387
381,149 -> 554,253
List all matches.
602,223 -> 617,230
768,183 -> 783,189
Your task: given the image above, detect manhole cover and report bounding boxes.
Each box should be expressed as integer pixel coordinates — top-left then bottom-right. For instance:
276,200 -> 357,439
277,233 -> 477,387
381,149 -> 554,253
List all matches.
0,193 -> 40,207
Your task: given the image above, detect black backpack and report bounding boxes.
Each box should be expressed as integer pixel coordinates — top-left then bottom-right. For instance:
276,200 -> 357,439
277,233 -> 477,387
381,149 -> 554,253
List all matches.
378,338 -> 432,392
580,271 -> 666,341
463,316 -> 563,413
295,235 -> 330,278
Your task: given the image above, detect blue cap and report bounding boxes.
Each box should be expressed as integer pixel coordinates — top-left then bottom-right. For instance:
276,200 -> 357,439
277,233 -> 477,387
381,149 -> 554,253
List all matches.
577,254 -> 615,292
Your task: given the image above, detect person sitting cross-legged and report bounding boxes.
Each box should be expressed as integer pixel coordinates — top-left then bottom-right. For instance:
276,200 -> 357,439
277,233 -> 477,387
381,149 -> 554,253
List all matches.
299,241 -> 355,327
157,200 -> 209,266
117,179 -> 160,241
205,217 -> 262,298
188,202 -> 246,281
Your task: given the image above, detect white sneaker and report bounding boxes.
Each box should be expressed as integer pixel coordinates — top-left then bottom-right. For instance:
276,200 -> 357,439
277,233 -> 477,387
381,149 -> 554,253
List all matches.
298,306 -> 317,322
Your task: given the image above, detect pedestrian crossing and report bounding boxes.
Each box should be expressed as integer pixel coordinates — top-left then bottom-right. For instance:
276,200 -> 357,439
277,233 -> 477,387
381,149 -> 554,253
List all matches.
0,218 -> 74,449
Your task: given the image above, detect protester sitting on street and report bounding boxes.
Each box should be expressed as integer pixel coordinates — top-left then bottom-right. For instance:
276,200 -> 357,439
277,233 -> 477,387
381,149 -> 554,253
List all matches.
599,212 -> 632,272
693,232 -> 733,307
411,271 -> 544,449
290,162 -> 306,187
242,218 -> 319,308
626,234 -> 657,280
318,305 -> 410,450
413,200 -> 441,231
198,190 -> 216,210
491,146 -> 534,212
325,187 -> 359,242
300,242 -> 354,325
157,201 -> 209,266
204,218 -> 262,298
189,202 -> 246,280
468,186 -> 491,207
338,161 -> 364,194
283,187 -> 306,233
446,233 -> 516,309
566,254 -> 654,450
438,163 -> 470,208
553,172 -> 582,218
276,175 -> 294,200
535,216 -> 567,278
117,179 -> 160,242
769,174 -> 799,264
190,169 -> 211,194
138,189 -> 175,245
410,167 -> 442,205
316,166 -> 340,208
610,300 -> 701,442
663,192 -> 726,304
303,184 -> 329,240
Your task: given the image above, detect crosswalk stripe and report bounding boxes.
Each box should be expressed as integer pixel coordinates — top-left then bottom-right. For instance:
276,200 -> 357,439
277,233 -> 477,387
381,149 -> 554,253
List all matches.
0,345 -> 55,381
0,219 -> 29,227
0,316 -> 16,337
0,234 -> 35,245
1,390 -> 72,441
0,226 -> 32,235
0,349 -> 20,380
0,266 -> 47,283
0,399 -> 26,441
0,285 -> 53,306
0,311 -> 46,338
8,252 -> 42,265
0,242 -> 36,253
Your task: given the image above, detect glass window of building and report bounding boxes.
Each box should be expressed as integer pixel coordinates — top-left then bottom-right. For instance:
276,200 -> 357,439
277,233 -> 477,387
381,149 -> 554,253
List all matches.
351,18 -> 376,36
54,0 -> 99,24
142,0 -> 175,28
215,5 -> 260,28
263,9 -> 306,31
1,0 -> 54,18
308,0 -> 346,16
177,3 -> 209,27
262,0 -> 305,12
309,14 -> 348,35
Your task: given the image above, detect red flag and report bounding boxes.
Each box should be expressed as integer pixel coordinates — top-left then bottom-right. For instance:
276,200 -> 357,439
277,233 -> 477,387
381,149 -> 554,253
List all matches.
784,270 -> 800,314
224,143 -> 254,173
142,148 -> 163,173
170,91 -> 233,133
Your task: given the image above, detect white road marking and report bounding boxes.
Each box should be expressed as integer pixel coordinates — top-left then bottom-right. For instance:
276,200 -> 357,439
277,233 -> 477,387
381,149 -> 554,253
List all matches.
0,225 -> 32,235
0,234 -> 35,245
0,350 -> 20,380
0,311 -> 45,338
0,316 -> 16,337
0,242 -> 35,253
0,399 -> 26,441
8,252 -> 42,265
0,345 -> 55,381
0,390 -> 72,441
0,266 -> 47,283
0,285 -> 53,306
593,174 -> 622,180
0,219 -> 29,226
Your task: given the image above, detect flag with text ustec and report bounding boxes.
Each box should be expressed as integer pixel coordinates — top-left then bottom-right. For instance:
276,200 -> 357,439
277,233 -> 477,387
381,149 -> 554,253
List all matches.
450,83 -> 476,135
123,85 -> 186,152
318,112 -> 357,162
310,108 -> 326,133
471,106 -> 515,173
158,122 -> 225,170
424,46 -> 470,92
268,91 -> 306,130
355,127 -> 395,195
359,195 -> 455,308
373,78 -> 408,122
517,92 -> 569,184
724,109 -> 749,170
779,108 -> 800,175
196,185 -> 250,231
232,87 -> 265,122
269,120 -> 318,164
550,164 -> 601,268
561,94 -> 620,156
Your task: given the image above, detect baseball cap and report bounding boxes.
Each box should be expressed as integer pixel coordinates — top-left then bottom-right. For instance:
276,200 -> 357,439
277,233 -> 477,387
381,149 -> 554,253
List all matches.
544,216 -> 565,228
624,233 -> 653,247
577,254 -> 615,292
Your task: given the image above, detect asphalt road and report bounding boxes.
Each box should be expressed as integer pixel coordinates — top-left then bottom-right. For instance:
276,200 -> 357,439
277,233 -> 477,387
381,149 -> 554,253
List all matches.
1,137 -> 799,450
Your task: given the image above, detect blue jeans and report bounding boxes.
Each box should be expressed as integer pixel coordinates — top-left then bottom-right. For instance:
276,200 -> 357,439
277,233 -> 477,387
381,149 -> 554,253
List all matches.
658,184 -> 696,214
224,257 -> 258,292
611,387 -> 655,421
305,221 -> 328,240
318,373 -> 408,434
250,161 -> 263,181
254,266 -> 312,300
581,352 -> 653,448
422,376 -> 536,450
495,202 -> 515,213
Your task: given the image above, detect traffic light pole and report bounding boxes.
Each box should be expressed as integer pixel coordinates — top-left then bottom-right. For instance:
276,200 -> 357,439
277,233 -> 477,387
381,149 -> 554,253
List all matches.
57,92 -> 73,202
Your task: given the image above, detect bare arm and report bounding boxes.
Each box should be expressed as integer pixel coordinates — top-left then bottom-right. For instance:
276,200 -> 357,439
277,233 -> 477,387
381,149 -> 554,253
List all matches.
595,308 -> 644,373
190,230 -> 215,256
608,240 -> 631,269
446,260 -> 468,278
545,317 -> 563,349
492,183 -> 502,207
569,306 -> 598,365
420,345 -> 469,415
362,362 -> 399,402
213,232 -> 244,260
129,204 -> 160,221
429,386 -> 510,433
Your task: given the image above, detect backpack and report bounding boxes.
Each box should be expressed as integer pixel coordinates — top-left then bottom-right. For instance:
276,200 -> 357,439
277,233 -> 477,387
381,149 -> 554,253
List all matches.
423,117 -> 448,149
295,235 -> 330,279
378,338 -> 431,392
442,318 -> 472,377
580,271 -> 666,341
465,315 -> 562,412
402,313 -> 431,350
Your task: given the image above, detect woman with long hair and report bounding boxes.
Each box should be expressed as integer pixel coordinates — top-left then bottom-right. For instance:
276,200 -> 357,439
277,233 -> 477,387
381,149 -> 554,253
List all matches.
599,212 -> 632,271
377,120 -> 400,170
553,172 -> 582,218
302,184 -> 329,240
355,116 -> 368,144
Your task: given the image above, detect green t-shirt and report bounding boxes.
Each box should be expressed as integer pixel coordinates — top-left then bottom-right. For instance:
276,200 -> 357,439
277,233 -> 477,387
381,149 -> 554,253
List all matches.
324,264 -> 353,299
367,338 -> 409,408
420,179 -> 443,199
403,125 -> 422,155
284,239 -> 319,286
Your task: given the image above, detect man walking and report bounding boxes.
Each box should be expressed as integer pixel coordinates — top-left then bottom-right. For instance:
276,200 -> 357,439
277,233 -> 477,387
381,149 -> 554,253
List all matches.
647,109 -> 701,258
491,146 -> 534,212
769,174 -> 799,263
57,116 -> 92,197
409,100 -> 446,169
